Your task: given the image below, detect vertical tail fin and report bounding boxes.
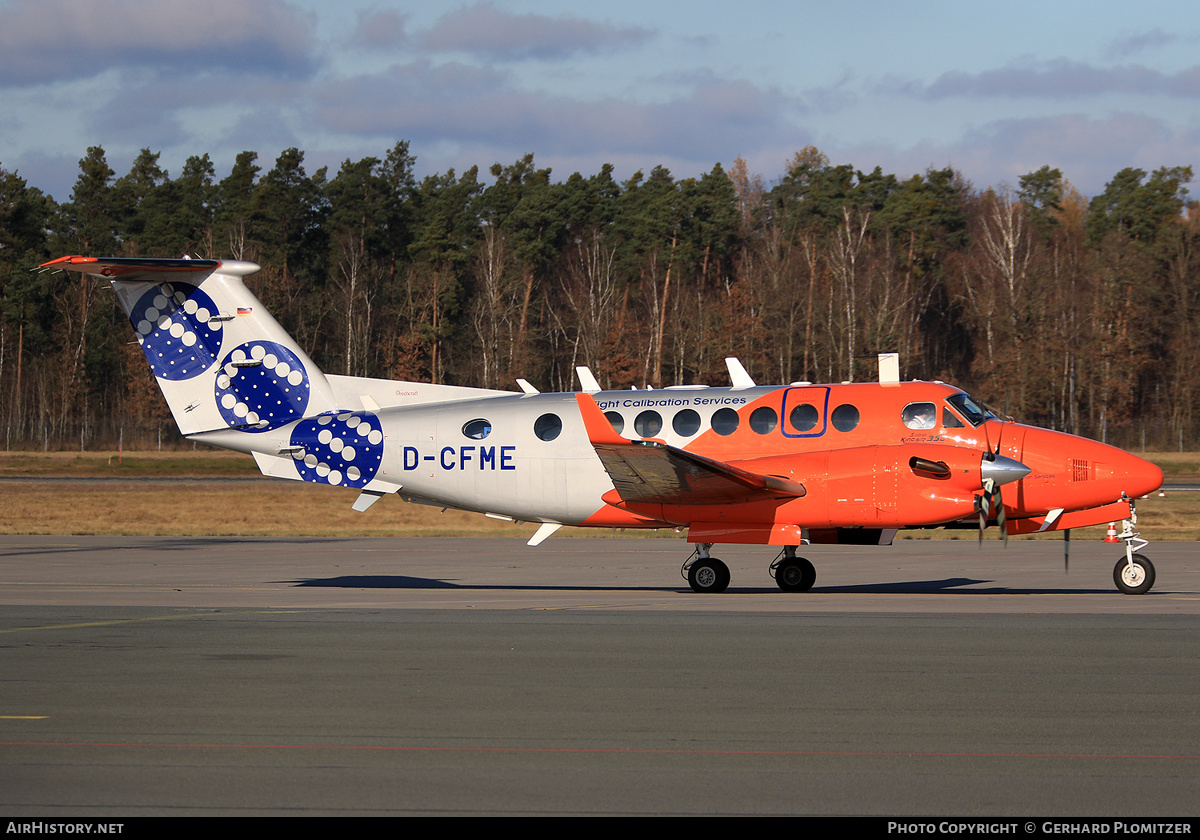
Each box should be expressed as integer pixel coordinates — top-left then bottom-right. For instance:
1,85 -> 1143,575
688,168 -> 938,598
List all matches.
39,257 -> 338,437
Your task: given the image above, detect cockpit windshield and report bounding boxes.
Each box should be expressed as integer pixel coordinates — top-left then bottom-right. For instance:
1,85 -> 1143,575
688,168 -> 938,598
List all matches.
946,393 -> 993,427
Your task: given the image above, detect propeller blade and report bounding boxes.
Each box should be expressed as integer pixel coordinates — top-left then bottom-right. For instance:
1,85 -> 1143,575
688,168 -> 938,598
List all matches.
976,481 -> 992,546
996,483 -> 1007,545
1064,529 -> 1071,573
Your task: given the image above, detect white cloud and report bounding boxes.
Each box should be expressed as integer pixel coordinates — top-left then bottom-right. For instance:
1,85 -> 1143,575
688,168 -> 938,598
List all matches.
0,0 -> 317,86
418,2 -> 653,61
919,60 -> 1200,100
835,113 -> 1200,197
348,8 -> 410,51
311,60 -> 797,171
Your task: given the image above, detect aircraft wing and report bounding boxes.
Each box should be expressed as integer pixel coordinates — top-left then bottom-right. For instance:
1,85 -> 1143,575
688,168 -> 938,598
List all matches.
575,394 -> 805,506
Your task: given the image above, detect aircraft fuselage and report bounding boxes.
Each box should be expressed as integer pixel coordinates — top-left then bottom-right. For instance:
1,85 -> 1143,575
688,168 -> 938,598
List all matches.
202,379 -> 1162,545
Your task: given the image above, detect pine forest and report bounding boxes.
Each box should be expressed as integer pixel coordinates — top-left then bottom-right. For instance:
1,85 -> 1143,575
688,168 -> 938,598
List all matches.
1,143 -> 1197,451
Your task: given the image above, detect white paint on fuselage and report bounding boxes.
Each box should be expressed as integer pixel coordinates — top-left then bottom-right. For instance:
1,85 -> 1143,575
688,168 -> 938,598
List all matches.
375,391 -> 611,523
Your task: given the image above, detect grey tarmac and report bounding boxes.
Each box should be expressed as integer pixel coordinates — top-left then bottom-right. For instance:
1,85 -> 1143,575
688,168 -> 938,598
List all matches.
1,536 -> 1198,816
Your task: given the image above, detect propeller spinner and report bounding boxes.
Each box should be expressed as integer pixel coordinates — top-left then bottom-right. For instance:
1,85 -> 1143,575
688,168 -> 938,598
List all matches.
977,454 -> 1031,544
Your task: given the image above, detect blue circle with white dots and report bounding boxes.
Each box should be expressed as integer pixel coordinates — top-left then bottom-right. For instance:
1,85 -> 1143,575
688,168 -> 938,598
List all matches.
290,412 -> 384,488
214,340 -> 310,432
129,282 -> 223,380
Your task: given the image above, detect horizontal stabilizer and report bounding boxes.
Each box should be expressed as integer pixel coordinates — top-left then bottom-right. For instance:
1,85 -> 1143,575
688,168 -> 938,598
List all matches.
252,450 -> 301,480
38,256 -> 222,277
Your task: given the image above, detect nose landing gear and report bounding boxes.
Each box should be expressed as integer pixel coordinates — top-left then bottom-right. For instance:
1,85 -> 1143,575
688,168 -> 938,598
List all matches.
1114,552 -> 1155,595
1112,501 -> 1155,595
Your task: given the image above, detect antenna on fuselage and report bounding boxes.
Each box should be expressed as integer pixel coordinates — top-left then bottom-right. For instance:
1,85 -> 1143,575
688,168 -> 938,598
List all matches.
576,366 -> 601,394
877,352 -> 900,383
725,357 -> 755,388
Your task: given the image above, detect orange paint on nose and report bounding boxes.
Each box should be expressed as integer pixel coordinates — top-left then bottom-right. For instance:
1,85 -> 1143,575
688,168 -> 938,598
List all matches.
1014,426 -> 1163,515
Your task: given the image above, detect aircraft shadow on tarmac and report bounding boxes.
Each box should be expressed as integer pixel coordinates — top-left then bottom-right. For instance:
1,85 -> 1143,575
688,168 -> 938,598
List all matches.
286,574 -> 1117,595
0,536 -> 347,558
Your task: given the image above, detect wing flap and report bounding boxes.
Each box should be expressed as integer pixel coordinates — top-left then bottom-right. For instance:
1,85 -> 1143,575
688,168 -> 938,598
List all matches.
575,394 -> 805,506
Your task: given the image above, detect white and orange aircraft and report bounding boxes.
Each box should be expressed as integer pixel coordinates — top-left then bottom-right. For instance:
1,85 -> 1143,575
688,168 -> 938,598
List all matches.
41,255 -> 1165,594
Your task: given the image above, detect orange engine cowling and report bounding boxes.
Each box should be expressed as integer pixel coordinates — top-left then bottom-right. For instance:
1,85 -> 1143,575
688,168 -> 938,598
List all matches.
737,443 -> 1017,529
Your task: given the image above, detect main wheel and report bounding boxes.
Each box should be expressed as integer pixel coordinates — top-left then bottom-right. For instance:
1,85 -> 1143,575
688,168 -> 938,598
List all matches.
775,557 -> 816,592
1113,553 -> 1155,595
688,558 -> 730,593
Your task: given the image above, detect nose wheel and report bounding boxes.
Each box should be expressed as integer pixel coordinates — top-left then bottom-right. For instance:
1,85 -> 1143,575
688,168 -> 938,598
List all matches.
1112,504 -> 1155,595
1114,553 -> 1155,595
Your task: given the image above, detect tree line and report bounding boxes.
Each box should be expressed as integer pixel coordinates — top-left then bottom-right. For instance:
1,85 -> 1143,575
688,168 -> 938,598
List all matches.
1,143 -> 1196,451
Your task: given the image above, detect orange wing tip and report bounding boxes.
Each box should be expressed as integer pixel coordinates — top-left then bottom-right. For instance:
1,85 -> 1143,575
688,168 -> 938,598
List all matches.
574,393 -> 626,446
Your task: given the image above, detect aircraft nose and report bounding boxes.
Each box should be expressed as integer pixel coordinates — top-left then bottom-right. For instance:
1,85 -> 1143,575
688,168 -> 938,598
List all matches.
1101,448 -> 1163,498
1017,427 -> 1164,505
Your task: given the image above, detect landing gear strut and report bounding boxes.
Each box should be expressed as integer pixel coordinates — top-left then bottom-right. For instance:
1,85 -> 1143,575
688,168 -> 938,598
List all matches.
683,544 -> 730,593
770,546 -> 816,592
1113,500 -> 1155,595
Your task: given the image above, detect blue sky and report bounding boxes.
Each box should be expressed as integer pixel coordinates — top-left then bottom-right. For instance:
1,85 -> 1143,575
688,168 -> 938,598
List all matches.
1,0 -> 1197,202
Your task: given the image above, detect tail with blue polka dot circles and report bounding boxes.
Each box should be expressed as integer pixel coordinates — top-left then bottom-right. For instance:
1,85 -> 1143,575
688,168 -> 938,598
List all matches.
40,257 -> 340,440
41,255 -> 506,498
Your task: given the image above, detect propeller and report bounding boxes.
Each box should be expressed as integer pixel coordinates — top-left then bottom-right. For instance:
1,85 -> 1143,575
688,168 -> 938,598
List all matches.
976,480 -> 990,546
976,454 -> 1030,545
976,477 -> 1007,544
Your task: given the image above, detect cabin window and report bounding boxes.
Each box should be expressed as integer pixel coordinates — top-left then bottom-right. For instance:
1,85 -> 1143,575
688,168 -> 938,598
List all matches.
605,411 -> 625,435
789,403 -> 819,433
534,413 -> 562,441
711,407 -> 739,436
901,402 -> 937,430
462,418 -> 492,440
831,404 -> 860,432
749,406 -> 777,435
634,410 -> 663,438
672,409 -> 701,437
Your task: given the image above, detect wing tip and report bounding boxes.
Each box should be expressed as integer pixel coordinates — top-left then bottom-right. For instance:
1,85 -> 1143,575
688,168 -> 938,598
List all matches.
574,393 -> 626,446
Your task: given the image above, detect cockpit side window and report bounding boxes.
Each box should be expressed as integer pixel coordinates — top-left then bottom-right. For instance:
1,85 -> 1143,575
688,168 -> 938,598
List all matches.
942,407 -> 964,428
901,402 -> 937,430
946,393 -> 991,427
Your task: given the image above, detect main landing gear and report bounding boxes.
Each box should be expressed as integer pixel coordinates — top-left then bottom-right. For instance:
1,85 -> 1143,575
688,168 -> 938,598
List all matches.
682,544 -> 815,593
682,544 -> 730,593
1112,504 -> 1155,595
770,546 -> 816,592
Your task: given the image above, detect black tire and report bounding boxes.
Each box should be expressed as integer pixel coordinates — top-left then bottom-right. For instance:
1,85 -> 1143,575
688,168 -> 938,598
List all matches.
776,557 -> 816,592
1113,553 -> 1155,595
688,558 -> 730,593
